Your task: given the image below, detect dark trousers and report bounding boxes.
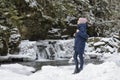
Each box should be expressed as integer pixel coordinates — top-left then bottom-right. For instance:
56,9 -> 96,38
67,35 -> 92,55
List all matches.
73,51 -> 84,70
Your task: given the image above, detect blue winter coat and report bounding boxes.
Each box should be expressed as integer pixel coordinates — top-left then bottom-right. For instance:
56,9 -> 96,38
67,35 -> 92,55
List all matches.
74,23 -> 88,54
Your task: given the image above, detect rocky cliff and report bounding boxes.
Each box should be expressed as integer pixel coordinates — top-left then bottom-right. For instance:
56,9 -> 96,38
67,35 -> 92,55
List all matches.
0,0 -> 120,55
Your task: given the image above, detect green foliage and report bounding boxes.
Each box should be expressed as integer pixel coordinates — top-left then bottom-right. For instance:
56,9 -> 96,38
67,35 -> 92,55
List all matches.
0,0 -> 119,55
0,0 -> 120,40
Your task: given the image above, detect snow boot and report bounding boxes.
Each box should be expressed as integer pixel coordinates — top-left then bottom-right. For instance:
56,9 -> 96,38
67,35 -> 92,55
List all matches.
72,68 -> 80,74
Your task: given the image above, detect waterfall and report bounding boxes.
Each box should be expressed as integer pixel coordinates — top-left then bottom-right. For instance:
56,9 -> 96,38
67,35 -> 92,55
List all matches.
36,39 -> 74,60
9,37 -> 120,62
18,39 -> 74,60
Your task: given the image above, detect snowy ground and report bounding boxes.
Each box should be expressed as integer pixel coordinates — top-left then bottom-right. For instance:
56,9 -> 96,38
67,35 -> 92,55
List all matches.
0,53 -> 120,80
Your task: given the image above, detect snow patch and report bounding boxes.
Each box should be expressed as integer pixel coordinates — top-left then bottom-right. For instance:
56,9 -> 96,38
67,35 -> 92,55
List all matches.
94,42 -> 105,46
0,54 -> 120,80
0,63 -> 35,75
25,0 -> 38,7
101,53 -> 120,66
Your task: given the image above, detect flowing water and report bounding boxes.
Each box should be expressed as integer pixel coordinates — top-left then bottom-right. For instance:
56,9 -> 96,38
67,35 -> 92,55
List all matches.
0,40 -> 103,71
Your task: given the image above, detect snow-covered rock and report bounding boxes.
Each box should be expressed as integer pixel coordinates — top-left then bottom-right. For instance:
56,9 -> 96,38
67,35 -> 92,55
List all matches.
19,40 -> 37,60
17,37 -> 120,60
94,42 -> 105,47
86,37 -> 120,54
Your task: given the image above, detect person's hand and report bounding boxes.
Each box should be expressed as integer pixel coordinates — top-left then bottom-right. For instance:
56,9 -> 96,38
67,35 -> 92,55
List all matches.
73,33 -> 76,37
73,29 -> 79,36
77,19 -> 81,24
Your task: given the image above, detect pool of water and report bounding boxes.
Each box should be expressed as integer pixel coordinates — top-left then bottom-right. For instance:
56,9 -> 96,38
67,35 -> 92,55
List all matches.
19,59 -> 104,71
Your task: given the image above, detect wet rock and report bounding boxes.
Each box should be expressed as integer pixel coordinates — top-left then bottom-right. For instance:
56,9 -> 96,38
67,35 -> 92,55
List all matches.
118,43 -> 120,53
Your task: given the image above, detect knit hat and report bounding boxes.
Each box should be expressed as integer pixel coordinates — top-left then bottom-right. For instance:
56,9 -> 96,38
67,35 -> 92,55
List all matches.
78,18 -> 87,24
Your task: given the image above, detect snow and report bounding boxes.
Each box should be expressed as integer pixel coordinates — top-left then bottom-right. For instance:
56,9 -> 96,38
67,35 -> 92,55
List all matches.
85,51 -> 103,59
56,39 -> 74,58
77,62 -> 120,80
48,28 -> 60,33
101,53 -> 120,66
105,45 -> 115,52
0,25 -> 7,30
19,40 -> 37,60
9,34 -> 21,42
0,69 -> 27,80
0,53 -> 120,80
35,39 -> 74,60
0,63 -> 35,75
16,37 -> 119,60
94,42 -> 105,46
25,0 -> 30,3
101,38 -> 111,42
29,0 -> 37,7
0,37 -> 120,80
25,0 -> 37,7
